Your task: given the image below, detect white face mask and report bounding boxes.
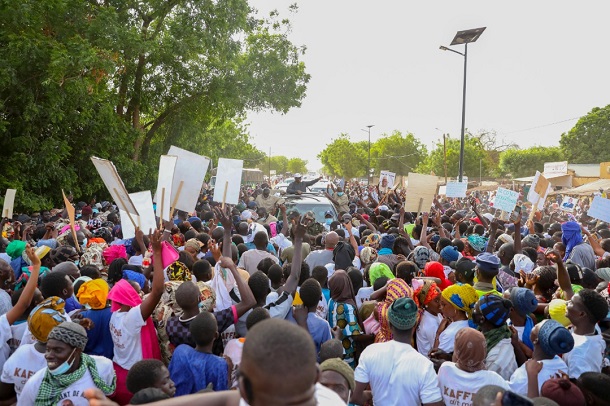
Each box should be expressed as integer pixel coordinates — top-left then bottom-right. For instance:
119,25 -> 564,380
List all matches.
48,348 -> 77,376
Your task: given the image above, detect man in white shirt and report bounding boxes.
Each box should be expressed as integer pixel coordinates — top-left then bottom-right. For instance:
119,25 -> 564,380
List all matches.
563,289 -> 609,378
305,231 -> 339,270
352,297 -> 443,406
19,322 -> 115,405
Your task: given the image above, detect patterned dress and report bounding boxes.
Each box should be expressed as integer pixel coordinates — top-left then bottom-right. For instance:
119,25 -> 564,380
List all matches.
328,299 -> 361,367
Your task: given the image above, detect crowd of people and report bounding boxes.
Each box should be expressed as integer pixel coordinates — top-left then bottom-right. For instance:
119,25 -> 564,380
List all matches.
0,175 -> 610,406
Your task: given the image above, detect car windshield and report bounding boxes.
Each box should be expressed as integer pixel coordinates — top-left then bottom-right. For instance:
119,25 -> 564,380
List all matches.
284,202 -> 336,223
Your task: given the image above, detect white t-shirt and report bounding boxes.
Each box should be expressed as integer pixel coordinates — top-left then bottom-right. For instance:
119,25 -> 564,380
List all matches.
0,315 -> 12,372
438,362 -> 509,406
315,294 -> 329,320
438,320 -> 469,353
238,382 -> 346,406
416,311 -> 442,358
355,287 -> 373,309
1,343 -> 46,398
355,340 -> 442,406
18,355 -> 115,406
509,356 -> 567,396
563,331 -> 606,378
486,338 -> 518,380
109,305 -> 146,370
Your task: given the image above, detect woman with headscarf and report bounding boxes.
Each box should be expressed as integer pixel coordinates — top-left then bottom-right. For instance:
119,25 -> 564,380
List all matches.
76,279 -> 114,359
424,261 -> 453,291
472,294 -> 518,379
438,328 -> 509,406
368,262 -> 394,287
414,280 -> 443,357
19,322 -> 116,406
363,234 -> 381,250
561,221 -> 595,269
331,241 -> 356,276
409,245 -> 433,271
327,270 -> 363,367
0,297 -> 67,402
359,247 -> 378,269
107,230 -> 164,405
374,278 -> 414,343
154,261 -> 194,364
430,283 -> 479,357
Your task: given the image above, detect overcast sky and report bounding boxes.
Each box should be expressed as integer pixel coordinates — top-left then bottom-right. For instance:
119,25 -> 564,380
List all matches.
246,1 -> 610,171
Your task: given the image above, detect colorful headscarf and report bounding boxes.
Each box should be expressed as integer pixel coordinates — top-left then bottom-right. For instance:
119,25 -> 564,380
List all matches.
165,261 -> 192,282
81,243 -> 106,271
14,266 -> 50,291
103,245 -> 127,265
27,296 -> 68,343
375,278 -> 415,343
6,240 -> 26,260
363,234 -> 381,249
424,261 -> 453,290
77,279 -> 109,310
453,327 -> 487,372
172,233 -> 185,248
197,281 -> 216,312
467,234 -> 488,253
548,299 -> 571,327
561,221 -> 583,262
411,246 -> 430,270
107,280 -> 161,361
441,283 -> 478,317
360,247 -> 378,265
122,269 -> 146,289
368,262 -> 394,286
415,280 -> 441,307
328,270 -> 358,309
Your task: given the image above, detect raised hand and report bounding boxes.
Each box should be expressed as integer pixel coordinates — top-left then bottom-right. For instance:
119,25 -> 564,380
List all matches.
544,249 -> 562,264
213,205 -> 233,229
24,244 -> 41,267
150,229 -> 162,252
293,216 -> 308,239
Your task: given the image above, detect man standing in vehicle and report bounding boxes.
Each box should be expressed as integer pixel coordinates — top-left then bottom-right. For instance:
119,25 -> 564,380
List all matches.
287,174 -> 323,195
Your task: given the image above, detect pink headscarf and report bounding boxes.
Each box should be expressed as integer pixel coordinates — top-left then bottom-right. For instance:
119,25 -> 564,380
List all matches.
103,245 -> 128,266
107,280 -> 161,361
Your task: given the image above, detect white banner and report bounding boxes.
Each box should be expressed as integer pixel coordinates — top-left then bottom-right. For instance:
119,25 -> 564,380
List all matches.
155,155 -> 178,221
121,191 -> 158,239
445,181 -> 468,198
493,187 -> 520,213
588,196 -> 610,223
2,189 -> 16,219
167,146 -> 210,214
90,157 -> 139,216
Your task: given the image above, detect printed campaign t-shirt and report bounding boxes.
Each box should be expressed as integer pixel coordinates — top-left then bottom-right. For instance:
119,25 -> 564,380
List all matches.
1,343 -> 46,399
438,362 -> 509,406
0,315 -> 12,371
18,355 -> 115,406
416,311 -> 442,358
109,305 -> 146,370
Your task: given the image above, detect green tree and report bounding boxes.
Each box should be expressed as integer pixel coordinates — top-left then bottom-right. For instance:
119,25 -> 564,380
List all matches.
318,134 -> 367,178
499,146 -> 563,178
560,105 -> 610,163
286,158 -> 308,174
0,0 -> 309,211
417,134 -> 490,180
370,131 -> 427,176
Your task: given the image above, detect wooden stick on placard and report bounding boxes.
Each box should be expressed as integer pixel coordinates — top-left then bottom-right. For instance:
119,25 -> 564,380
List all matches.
221,181 -> 229,210
169,180 -> 184,218
416,197 -> 424,218
159,188 -> 165,229
113,188 -> 137,228
61,189 -> 80,253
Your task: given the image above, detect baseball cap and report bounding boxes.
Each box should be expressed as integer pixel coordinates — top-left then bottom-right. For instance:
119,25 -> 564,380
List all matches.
294,173 -> 302,178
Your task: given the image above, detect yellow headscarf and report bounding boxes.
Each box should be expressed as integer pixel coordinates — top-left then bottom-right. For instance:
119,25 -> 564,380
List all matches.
441,283 -> 479,317
77,279 -> 109,310
27,297 -> 67,342
548,299 -> 571,327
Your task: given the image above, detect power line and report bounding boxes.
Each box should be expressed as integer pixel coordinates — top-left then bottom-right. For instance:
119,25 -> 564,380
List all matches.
498,116 -> 581,136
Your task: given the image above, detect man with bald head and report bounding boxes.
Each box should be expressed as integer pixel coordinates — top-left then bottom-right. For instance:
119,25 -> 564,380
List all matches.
305,231 -> 339,270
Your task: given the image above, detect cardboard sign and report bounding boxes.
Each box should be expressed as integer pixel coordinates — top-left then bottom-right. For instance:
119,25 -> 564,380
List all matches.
493,187 -> 520,213
544,161 -> 568,175
213,158 -> 243,205
2,189 -> 16,219
527,171 -> 552,206
379,171 -> 396,190
588,196 -> 610,223
438,185 -> 447,196
446,181 -> 468,198
560,196 -> 577,213
167,146 -> 210,214
61,190 -> 79,251
404,173 -> 438,212
121,191 -> 158,239
155,155 -> 178,221
90,157 -> 139,216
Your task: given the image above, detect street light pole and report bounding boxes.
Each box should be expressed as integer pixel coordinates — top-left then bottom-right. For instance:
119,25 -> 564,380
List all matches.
459,43 -> 468,183
440,27 -> 486,184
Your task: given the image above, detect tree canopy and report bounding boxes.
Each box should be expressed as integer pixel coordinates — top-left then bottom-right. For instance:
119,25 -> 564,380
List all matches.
318,134 -> 367,178
560,105 -> 610,164
417,134 -> 491,180
499,146 -> 563,178
0,0 -> 309,211
370,131 -> 428,176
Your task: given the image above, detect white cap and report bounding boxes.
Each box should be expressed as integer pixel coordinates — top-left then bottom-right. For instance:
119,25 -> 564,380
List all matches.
294,173 -> 302,178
